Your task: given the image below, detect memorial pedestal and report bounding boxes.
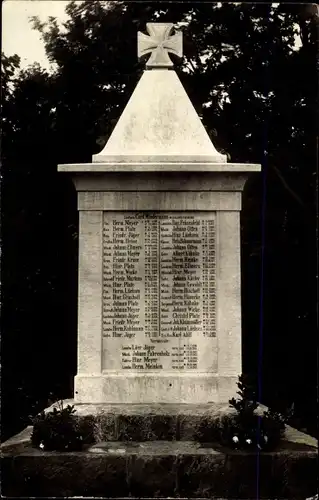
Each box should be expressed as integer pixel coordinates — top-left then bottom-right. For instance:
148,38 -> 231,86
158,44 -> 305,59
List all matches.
1,412 -> 318,499
58,163 -> 260,404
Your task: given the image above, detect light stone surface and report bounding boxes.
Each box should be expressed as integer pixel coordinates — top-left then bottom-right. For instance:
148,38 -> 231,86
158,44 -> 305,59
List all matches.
47,400 -> 234,416
92,70 -> 227,163
216,212 -> 242,378
77,211 -> 103,374
72,175 -> 250,403
101,212 -> 217,372
58,21 -> 261,404
77,191 -> 241,211
75,372 -> 220,403
70,172 -> 256,192
59,163 -> 260,171
64,172 -> 260,404
137,23 -> 183,69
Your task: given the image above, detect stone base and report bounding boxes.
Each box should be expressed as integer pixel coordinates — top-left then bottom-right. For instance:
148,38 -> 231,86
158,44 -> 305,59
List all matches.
2,402 -> 317,497
1,429 -> 317,498
56,400 -> 237,442
36,400 -> 319,445
74,373 -> 238,403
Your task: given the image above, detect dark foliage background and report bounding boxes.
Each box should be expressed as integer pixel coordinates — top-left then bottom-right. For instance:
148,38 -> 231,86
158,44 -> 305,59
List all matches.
1,1 -> 317,441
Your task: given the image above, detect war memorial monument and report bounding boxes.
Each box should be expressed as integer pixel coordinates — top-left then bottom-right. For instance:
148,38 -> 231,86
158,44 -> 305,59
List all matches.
1,22 -> 317,499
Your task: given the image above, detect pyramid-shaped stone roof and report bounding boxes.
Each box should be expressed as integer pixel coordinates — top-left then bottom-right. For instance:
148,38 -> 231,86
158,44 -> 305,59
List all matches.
93,23 -> 226,164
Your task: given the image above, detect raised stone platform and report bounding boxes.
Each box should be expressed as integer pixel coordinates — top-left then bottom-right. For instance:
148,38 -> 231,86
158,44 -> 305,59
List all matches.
38,400 -> 317,445
1,429 -> 317,498
58,401 -> 237,441
1,402 -> 317,498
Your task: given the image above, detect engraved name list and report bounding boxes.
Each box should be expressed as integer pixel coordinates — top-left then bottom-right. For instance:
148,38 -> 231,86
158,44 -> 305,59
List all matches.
102,212 -> 217,372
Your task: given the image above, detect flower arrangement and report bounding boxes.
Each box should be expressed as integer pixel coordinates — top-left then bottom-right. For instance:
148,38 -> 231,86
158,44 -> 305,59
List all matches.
195,374 -> 292,451
228,374 -> 290,451
31,398 -> 84,451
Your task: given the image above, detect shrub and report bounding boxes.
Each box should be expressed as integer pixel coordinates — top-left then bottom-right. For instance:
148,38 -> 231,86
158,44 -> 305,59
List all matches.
228,374 -> 288,450
31,399 -> 84,451
196,374 -> 290,451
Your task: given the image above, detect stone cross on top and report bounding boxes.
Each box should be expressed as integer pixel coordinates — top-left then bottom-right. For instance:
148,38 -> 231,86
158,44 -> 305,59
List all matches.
138,23 -> 183,68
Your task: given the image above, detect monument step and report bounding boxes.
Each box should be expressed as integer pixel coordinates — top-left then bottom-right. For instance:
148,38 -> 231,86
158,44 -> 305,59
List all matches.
55,400 -> 236,442
1,428 -> 317,498
46,400 -> 317,446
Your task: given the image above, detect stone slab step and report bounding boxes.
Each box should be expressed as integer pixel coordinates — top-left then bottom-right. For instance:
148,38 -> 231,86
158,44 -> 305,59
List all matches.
41,400 -> 318,445
1,436 -> 317,498
73,401 -> 233,442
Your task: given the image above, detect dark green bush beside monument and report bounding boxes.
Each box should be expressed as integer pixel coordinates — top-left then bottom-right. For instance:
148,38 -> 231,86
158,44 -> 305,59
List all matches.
31,401 -> 84,451
228,374 -> 288,450
196,375 -> 290,451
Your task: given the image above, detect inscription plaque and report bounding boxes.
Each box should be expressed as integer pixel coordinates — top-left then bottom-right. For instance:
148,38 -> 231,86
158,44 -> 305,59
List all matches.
102,212 -> 217,371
